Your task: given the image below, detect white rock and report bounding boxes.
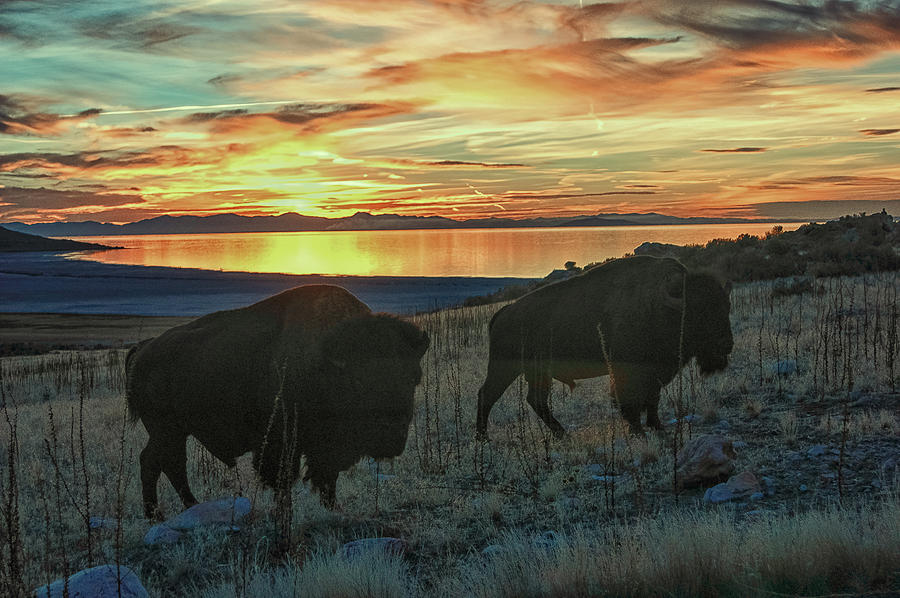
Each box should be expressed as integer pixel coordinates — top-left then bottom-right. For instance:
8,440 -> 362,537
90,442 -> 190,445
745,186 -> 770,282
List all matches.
703,471 -> 763,505
89,517 -> 118,530
807,444 -> 827,458
165,496 -> 251,532
143,524 -> 182,546
33,564 -> 148,598
533,530 -> 562,552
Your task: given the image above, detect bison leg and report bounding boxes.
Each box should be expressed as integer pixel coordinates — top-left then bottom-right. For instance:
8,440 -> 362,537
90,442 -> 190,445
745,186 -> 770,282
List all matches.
161,437 -> 199,512
140,430 -> 198,519
609,363 -> 653,434
644,389 -> 664,431
476,359 -> 519,439
139,441 -> 164,520
525,372 -> 566,438
305,465 -> 338,509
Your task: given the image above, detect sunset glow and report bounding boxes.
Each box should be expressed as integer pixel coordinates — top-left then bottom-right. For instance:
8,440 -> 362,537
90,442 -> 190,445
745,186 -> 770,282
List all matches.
2,0 -> 900,224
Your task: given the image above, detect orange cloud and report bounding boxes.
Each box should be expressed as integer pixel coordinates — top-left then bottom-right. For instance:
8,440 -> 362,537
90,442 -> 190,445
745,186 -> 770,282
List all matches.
0,95 -> 102,137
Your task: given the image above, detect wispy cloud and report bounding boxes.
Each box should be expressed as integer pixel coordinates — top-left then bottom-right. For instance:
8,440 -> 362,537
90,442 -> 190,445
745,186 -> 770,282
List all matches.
701,147 -> 768,153
2,0 -> 900,222
859,128 -> 899,136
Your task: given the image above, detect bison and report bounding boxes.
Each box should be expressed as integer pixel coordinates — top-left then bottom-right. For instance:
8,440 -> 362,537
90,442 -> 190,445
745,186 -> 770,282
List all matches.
476,256 -> 732,437
126,285 -> 429,519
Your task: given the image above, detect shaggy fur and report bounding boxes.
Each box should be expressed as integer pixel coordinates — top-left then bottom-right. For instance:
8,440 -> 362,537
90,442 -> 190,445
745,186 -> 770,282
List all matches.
126,285 -> 429,519
476,256 -> 732,436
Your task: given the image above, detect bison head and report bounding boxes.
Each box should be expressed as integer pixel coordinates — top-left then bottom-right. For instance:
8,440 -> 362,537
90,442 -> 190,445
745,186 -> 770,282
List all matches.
319,314 -> 429,458
665,271 -> 733,374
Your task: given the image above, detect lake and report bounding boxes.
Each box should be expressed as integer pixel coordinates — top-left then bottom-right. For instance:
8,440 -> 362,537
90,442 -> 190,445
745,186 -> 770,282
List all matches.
64,223 -> 800,278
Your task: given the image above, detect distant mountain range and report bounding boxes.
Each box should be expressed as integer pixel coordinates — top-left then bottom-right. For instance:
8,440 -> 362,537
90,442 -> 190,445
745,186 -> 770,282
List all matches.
1,211 -> 799,237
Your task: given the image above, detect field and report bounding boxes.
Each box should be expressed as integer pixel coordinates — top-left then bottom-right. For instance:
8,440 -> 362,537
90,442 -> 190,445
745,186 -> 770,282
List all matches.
1,272 -> 899,597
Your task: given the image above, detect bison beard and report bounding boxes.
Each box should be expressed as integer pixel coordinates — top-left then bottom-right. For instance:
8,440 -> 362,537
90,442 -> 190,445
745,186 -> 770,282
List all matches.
476,256 -> 733,437
126,285 -> 428,519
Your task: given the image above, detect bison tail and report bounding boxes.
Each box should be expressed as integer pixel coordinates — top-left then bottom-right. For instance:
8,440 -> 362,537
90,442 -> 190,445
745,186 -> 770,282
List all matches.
124,340 -> 150,425
125,392 -> 142,425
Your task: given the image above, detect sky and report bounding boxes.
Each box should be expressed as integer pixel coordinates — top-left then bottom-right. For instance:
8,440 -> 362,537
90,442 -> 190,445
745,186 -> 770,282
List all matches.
1,0 -> 899,224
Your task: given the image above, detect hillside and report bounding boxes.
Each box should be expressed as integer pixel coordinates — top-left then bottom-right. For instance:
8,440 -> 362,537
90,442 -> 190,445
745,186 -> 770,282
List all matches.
464,211 -> 900,306
636,210 -> 900,281
0,270 -> 897,596
0,225 -> 115,252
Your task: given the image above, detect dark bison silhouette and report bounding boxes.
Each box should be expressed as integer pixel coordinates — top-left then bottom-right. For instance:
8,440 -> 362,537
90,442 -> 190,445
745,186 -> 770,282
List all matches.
126,285 -> 429,519
476,256 -> 732,436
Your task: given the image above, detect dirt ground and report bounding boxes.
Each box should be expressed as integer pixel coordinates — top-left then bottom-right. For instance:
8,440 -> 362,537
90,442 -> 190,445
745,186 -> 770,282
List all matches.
0,312 -> 192,355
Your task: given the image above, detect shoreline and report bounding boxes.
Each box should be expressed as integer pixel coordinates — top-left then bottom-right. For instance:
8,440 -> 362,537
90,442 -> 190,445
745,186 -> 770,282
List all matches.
0,251 -> 532,317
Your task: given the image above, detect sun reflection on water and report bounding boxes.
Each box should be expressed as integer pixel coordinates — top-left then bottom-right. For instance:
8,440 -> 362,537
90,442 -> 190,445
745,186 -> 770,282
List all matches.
66,223 -> 800,278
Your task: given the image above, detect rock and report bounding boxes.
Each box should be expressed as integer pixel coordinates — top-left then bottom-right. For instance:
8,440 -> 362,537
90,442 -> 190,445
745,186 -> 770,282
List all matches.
533,531 -> 562,552
881,456 -> 898,476
634,241 -> 682,257
703,485 -> 733,504
165,496 -> 251,532
33,564 -> 148,598
732,441 -> 748,451
676,435 -> 736,488
772,360 -> 797,377
716,420 -> 730,430
750,492 -> 764,501
144,497 -> 250,546
807,444 -> 827,458
341,537 -> 407,559
89,516 -> 118,530
703,471 -> 762,504
799,484 -> 808,492
761,476 -> 775,496
668,414 -> 700,425
144,524 -> 182,546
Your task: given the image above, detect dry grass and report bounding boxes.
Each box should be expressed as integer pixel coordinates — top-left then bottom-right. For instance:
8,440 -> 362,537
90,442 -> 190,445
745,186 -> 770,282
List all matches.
1,271 -> 899,596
